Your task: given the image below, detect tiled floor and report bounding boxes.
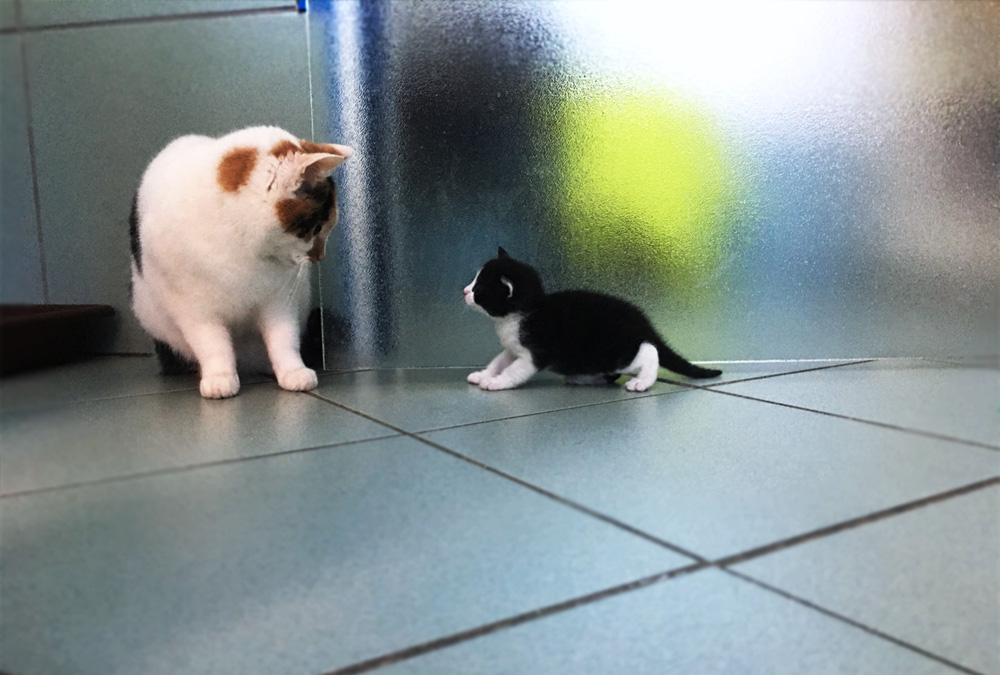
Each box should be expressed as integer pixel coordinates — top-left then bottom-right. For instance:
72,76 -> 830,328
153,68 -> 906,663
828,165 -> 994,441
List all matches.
1,357 -> 997,675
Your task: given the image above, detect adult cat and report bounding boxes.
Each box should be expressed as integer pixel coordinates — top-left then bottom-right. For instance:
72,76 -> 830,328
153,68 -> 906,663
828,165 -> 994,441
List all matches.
130,126 -> 352,399
464,248 -> 721,392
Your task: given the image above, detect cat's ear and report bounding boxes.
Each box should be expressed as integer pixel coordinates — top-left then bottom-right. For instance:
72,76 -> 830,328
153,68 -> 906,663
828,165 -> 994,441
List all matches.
298,140 -> 354,159
297,154 -> 347,186
498,247 -> 510,259
500,276 -> 514,298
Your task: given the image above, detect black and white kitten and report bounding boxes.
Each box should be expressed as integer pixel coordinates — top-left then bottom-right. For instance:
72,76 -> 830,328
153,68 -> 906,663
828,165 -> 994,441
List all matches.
463,248 -> 721,392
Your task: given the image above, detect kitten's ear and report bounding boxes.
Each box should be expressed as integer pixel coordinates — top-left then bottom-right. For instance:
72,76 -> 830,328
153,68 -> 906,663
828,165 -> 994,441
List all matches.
497,247 -> 510,259
299,153 -> 349,186
500,276 -> 514,298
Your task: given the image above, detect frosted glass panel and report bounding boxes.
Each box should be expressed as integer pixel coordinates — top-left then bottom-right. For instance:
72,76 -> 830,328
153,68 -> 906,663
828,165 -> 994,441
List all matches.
311,1 -> 999,368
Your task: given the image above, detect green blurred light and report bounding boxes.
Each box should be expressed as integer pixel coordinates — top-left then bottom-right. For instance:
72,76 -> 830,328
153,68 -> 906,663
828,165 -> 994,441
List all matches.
556,83 -> 738,286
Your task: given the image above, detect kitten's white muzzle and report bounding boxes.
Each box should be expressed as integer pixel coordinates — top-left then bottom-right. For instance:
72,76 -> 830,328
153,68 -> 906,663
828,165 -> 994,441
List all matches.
463,284 -> 490,316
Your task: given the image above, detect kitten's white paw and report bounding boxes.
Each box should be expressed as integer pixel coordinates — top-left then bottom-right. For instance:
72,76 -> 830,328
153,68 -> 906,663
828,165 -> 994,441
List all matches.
467,370 -> 487,385
200,373 -> 240,399
625,377 -> 654,393
480,376 -> 515,391
277,367 -> 318,392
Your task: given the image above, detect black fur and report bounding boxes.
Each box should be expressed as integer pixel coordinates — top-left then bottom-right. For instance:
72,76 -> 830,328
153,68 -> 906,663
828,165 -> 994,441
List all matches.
470,248 -> 721,379
288,177 -> 336,240
129,194 -> 142,274
154,340 -> 197,375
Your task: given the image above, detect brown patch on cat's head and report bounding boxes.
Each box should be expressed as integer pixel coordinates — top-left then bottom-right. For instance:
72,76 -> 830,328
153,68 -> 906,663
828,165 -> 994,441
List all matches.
217,147 -> 258,192
275,198 -> 311,232
269,139 -> 301,158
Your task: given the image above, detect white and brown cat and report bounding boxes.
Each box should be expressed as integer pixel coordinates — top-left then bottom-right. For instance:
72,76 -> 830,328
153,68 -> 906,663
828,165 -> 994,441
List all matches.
130,126 -> 352,399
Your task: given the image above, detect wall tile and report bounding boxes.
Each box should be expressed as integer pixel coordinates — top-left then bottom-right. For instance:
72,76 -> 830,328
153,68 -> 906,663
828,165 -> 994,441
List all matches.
25,11 -> 311,351
20,0 -> 291,28
1,34 -> 45,304
0,0 -> 16,31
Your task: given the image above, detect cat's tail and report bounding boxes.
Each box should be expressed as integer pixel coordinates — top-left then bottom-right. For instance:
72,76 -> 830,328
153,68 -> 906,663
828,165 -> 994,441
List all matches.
654,338 -> 722,379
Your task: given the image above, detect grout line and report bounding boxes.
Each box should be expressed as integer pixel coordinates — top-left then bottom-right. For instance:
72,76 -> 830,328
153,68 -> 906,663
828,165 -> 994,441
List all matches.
412,387 -> 688,435
303,3 -> 316,142
307,390 -> 998,570
323,563 -> 708,675
4,4 -> 296,35
712,476 -> 1000,568
699,387 -> 1000,452
723,569 -> 987,675
305,391 -> 708,562
0,433 -> 400,500
661,359 -> 876,389
318,474 -> 997,675
16,0 -> 50,303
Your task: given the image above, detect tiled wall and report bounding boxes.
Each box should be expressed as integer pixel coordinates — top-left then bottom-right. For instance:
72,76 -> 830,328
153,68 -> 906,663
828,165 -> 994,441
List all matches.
310,0 -> 999,367
1,0 -> 308,352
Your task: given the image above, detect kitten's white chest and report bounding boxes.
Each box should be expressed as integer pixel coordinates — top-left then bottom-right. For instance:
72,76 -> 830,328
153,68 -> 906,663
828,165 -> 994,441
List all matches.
494,314 -> 526,355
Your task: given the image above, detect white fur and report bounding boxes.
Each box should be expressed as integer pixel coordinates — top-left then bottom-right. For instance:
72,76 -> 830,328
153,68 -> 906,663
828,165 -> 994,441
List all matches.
463,275 -> 538,389
464,265 -> 664,393
622,341 -> 660,392
131,126 -> 351,398
461,301 -> 538,390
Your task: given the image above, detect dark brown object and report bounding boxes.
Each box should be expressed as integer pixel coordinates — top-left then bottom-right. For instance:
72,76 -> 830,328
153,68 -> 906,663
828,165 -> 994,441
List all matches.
0,304 -> 115,376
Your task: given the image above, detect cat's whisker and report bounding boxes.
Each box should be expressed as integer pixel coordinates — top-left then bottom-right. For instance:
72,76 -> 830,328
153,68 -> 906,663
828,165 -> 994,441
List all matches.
274,262 -> 301,303
283,260 -> 309,307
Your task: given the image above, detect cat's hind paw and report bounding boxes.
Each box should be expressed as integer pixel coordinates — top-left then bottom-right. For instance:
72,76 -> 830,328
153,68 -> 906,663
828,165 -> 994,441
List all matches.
277,367 -> 318,392
625,376 -> 655,393
467,370 -> 488,385
200,373 -> 241,399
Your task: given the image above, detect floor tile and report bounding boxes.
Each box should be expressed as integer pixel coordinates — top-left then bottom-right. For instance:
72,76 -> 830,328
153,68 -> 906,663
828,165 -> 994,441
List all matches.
379,569 -> 957,675
927,355 -> 999,370
736,486 -> 1000,675
659,359 -> 867,387
0,383 -> 393,495
0,436 -> 687,675
313,367 -> 688,432
0,355 -> 277,413
3,356 -> 200,412
717,360 -> 1000,447
424,390 -> 1000,559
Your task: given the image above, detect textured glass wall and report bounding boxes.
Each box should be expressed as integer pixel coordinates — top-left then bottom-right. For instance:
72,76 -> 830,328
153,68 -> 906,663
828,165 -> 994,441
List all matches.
310,0 -> 999,368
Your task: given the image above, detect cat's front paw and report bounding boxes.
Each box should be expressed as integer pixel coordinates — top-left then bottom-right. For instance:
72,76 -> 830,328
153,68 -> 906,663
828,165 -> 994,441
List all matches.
277,367 -> 318,392
200,373 -> 240,399
467,370 -> 488,385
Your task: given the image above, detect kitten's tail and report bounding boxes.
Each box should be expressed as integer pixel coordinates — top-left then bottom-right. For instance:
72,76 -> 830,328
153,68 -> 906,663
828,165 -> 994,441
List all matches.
654,338 -> 722,379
